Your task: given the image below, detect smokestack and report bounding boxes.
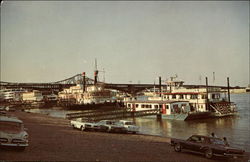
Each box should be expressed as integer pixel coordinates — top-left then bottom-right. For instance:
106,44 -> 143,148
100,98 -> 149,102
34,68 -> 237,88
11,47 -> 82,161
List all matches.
82,72 -> 86,92
94,70 -> 98,85
227,77 -> 231,103
159,76 -> 162,97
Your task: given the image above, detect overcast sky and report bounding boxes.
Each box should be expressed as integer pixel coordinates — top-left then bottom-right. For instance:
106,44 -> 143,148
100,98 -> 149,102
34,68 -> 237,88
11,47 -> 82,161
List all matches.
1,1 -> 249,86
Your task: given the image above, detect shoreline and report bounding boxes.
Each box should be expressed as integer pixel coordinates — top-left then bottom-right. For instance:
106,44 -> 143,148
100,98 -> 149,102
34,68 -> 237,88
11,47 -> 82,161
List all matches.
1,110 -> 249,161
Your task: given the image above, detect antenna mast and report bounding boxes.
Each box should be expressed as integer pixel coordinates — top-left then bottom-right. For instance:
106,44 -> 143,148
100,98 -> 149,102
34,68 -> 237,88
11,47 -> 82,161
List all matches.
213,72 -> 215,85
95,58 -> 98,71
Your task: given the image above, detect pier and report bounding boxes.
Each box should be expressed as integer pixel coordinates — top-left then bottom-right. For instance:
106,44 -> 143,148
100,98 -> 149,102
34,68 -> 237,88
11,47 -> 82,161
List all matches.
66,108 -> 160,121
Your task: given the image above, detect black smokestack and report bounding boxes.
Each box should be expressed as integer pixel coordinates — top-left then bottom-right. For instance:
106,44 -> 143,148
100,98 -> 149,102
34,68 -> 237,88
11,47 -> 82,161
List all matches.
94,70 -> 98,85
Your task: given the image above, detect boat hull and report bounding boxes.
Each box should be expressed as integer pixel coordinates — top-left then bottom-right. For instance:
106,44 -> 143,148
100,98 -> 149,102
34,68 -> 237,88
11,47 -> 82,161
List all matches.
143,112 -> 213,120
161,112 -> 213,120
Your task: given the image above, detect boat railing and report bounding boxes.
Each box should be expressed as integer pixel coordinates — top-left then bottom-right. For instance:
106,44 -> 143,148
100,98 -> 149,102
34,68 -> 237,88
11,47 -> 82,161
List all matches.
210,105 -> 221,115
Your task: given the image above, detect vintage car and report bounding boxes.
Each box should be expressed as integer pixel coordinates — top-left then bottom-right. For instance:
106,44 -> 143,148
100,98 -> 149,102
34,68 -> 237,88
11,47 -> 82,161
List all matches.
116,120 -> 139,134
171,135 -> 245,159
70,118 -> 99,131
95,120 -> 127,133
0,116 -> 29,150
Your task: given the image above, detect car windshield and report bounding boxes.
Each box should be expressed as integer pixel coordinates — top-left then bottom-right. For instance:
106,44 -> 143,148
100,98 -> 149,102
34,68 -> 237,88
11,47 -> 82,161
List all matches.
124,122 -> 134,125
106,121 -> 114,125
210,138 -> 225,145
0,121 -> 23,133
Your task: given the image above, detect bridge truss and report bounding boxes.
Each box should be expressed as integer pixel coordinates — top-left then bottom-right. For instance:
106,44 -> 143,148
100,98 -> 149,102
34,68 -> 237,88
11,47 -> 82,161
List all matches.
0,73 -> 231,94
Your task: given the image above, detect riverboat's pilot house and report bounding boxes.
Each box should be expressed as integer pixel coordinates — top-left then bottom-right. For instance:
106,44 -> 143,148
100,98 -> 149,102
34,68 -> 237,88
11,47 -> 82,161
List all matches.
125,100 -> 191,115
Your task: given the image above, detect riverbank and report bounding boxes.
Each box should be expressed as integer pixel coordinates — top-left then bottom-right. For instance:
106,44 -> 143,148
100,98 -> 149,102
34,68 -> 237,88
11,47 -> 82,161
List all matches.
1,111 -> 249,161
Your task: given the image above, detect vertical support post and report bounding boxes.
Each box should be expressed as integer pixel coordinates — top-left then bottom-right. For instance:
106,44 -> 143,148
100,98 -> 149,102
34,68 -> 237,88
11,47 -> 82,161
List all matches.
159,76 -> 162,97
205,77 -> 209,111
82,72 -> 86,92
227,77 -> 231,103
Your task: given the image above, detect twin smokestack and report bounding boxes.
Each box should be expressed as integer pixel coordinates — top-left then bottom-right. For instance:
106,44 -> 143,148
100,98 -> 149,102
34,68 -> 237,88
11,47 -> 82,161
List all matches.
82,71 -> 98,92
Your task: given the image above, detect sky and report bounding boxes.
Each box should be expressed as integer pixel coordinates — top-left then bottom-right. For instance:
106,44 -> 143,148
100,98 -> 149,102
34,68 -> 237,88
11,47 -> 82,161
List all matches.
1,1 -> 249,86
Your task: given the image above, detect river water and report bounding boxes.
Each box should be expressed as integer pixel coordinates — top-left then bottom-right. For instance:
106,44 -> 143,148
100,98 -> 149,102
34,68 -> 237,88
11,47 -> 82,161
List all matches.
136,93 -> 250,151
27,93 -> 250,151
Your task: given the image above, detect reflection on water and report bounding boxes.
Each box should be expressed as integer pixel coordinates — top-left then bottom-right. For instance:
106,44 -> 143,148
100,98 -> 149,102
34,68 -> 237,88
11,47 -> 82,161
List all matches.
135,93 -> 250,151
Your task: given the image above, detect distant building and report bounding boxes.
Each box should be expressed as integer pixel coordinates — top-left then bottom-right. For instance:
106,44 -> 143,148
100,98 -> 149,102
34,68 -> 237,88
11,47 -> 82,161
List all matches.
0,89 -> 26,102
22,90 -> 43,102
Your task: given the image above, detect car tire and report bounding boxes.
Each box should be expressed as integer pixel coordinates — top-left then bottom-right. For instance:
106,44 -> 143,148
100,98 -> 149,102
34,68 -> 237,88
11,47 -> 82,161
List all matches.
174,143 -> 182,152
205,148 -> 213,159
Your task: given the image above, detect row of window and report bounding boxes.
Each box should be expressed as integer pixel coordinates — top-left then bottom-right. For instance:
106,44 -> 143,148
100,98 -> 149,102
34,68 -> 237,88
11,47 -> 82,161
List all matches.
163,94 -> 220,100
127,103 -> 172,109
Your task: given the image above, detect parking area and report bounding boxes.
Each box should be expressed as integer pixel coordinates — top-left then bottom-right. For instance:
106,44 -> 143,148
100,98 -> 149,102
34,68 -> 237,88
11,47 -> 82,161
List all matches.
1,111 -> 249,162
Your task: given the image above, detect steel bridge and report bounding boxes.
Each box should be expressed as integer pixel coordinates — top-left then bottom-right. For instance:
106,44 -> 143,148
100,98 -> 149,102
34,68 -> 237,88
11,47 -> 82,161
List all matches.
0,73 -> 235,94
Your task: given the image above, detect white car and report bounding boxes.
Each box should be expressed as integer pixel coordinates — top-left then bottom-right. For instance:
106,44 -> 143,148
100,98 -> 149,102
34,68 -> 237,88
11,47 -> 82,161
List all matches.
116,120 -> 139,134
96,120 -> 127,133
70,118 -> 99,131
0,116 -> 29,150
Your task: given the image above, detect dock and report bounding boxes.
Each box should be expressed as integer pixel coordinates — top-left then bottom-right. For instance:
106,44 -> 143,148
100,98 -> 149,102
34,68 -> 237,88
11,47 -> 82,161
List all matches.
66,108 -> 160,121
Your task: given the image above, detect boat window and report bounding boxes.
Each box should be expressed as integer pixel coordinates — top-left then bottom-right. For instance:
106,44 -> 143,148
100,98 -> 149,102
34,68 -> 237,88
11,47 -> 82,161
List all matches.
154,105 -> 159,109
172,95 -> 176,99
166,105 -> 169,109
142,104 -> 145,108
128,104 -> 131,108
179,95 -> 183,99
159,105 -> 162,108
135,104 -> 138,108
191,95 -> 198,99
149,105 -> 152,108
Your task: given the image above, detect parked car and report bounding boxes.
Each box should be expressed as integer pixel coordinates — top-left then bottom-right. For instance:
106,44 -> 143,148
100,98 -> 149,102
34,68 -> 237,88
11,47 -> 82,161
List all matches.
5,106 -> 16,112
116,120 -> 139,134
0,110 -> 7,115
0,116 -> 29,150
70,118 -> 99,131
171,135 -> 245,159
96,120 -> 127,133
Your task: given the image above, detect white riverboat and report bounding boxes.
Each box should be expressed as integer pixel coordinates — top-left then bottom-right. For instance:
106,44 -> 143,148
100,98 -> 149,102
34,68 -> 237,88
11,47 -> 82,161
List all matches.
58,84 -> 115,110
125,77 -> 238,120
124,99 -> 213,120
